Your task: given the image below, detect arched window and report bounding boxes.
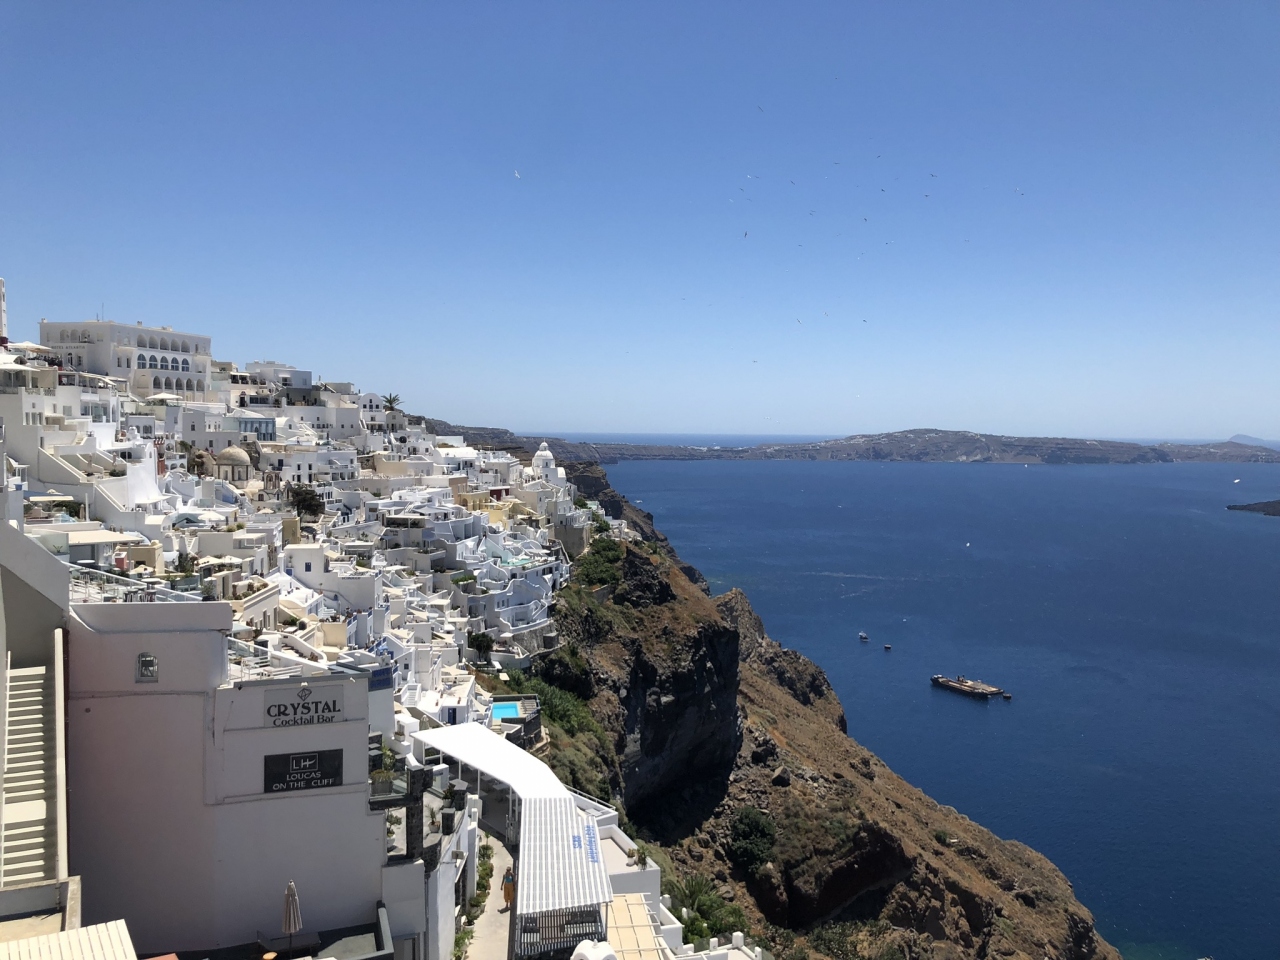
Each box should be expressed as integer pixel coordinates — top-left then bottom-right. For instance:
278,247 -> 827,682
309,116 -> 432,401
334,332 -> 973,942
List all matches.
196,379 -> 205,392
159,337 -> 169,351
59,330 -> 68,342
159,357 -> 169,370
147,336 -> 158,349
152,376 -> 162,389
181,358 -> 189,372
149,355 -> 158,369
137,335 -> 146,347
137,353 -> 146,368
185,378 -> 194,391
164,377 -> 173,390
181,340 -> 190,353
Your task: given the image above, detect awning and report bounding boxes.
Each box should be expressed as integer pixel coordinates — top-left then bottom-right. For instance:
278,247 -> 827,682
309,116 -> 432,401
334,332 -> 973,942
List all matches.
518,796 -> 613,915
414,723 -> 566,799
0,919 -> 137,960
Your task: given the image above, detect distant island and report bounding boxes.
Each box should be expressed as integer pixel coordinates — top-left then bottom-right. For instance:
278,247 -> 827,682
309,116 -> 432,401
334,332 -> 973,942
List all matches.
406,421 -> 1280,466
1227,500 -> 1280,517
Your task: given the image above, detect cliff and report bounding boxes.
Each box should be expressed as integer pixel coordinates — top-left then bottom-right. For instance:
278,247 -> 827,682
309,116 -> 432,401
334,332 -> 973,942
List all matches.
540,466 -> 1120,960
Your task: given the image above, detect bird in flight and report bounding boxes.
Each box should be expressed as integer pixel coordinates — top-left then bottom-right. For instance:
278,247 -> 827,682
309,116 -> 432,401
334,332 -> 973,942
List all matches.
796,318 -> 802,324
931,173 -> 938,178
743,231 -> 748,238
758,105 -> 764,112
514,170 -> 520,179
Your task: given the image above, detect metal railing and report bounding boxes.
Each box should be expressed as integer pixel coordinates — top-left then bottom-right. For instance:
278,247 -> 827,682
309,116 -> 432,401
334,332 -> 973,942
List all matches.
66,563 -> 201,603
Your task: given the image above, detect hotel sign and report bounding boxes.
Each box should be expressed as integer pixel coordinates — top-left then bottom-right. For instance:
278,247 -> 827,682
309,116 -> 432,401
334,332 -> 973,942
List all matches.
265,684 -> 345,727
264,750 -> 344,793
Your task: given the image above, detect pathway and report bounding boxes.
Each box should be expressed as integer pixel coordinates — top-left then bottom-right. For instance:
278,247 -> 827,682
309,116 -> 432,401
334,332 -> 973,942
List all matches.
468,833 -> 514,960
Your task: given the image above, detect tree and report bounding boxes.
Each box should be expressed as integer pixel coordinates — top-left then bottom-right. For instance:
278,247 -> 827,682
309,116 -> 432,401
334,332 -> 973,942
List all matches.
288,483 -> 327,518
381,393 -> 401,411
467,631 -> 495,659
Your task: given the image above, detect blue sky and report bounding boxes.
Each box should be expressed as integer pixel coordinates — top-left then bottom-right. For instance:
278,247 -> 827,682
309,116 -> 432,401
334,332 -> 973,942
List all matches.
1,3 -> 1276,439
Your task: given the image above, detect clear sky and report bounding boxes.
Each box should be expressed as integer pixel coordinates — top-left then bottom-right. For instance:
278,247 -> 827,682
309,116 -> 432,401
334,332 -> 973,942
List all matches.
1,3 -> 1276,439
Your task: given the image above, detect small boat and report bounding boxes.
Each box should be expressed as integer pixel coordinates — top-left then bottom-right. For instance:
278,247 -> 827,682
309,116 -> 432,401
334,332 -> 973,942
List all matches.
883,644 -> 892,651
1002,692 -> 1012,700
858,631 -> 869,642
932,675 -> 1004,699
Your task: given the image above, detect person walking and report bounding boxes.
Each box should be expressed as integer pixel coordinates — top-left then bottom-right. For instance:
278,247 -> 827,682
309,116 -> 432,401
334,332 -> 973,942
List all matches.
501,866 -> 515,912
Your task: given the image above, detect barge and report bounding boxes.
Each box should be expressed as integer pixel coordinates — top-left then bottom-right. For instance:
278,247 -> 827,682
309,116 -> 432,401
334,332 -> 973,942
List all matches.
931,674 -> 1005,699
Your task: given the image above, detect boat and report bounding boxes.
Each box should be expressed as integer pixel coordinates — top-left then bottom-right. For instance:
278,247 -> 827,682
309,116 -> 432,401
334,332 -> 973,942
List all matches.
883,644 -> 892,651
931,674 -> 1005,699
858,631 -> 869,642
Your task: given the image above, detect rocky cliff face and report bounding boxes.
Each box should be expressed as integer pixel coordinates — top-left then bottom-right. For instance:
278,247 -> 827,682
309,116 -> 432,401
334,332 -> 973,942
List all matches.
546,468 -> 1121,960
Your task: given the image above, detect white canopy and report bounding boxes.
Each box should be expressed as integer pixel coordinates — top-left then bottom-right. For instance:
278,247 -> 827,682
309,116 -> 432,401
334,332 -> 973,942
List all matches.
415,722 -> 567,799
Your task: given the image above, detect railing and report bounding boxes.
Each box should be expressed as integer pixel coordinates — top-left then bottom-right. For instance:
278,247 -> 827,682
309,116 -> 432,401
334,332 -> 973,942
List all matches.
66,564 -> 201,603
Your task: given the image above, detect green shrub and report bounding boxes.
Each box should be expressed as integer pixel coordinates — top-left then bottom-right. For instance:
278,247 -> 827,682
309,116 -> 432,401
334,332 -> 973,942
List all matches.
932,829 -> 951,845
574,537 -> 624,585
728,806 -> 777,876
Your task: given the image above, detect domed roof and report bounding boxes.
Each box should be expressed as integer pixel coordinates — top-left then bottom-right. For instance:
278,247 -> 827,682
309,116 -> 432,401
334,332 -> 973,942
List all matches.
216,444 -> 250,465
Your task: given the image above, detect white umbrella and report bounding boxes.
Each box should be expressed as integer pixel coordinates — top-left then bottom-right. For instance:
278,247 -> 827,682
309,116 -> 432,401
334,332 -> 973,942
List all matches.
283,879 -> 302,954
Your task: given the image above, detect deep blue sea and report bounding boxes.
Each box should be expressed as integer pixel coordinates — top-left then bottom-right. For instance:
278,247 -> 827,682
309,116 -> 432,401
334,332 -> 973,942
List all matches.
605,460 -> 1280,960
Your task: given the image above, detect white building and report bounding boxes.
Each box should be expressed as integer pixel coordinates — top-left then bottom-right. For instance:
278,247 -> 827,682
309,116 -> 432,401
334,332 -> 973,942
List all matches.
66,599 -> 412,954
38,320 -> 212,400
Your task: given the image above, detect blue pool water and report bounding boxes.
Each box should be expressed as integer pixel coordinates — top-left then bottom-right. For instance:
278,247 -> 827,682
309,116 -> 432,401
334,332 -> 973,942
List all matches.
491,703 -> 522,720
605,460 -> 1280,960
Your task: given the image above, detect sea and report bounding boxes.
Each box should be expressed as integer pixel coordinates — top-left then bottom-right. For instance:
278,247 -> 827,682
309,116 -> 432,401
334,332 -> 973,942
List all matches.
602,458 -> 1280,960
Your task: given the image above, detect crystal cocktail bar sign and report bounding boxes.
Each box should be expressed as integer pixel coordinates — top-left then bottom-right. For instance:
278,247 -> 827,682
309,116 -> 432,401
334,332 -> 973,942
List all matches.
265,684 -> 345,727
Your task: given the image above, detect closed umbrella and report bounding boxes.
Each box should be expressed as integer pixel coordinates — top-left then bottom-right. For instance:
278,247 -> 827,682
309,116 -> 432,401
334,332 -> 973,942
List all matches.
283,880 -> 302,956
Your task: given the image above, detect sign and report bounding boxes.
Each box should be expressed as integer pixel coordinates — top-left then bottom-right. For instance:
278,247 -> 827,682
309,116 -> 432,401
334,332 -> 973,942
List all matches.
265,684 -> 344,727
264,750 -> 344,793
368,666 -> 393,692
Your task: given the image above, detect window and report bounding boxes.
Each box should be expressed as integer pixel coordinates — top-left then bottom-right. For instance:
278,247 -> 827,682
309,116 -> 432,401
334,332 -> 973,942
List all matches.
149,355 -> 158,369
181,358 -> 189,372
304,562 -> 312,572
136,652 -> 158,683
159,357 -> 169,370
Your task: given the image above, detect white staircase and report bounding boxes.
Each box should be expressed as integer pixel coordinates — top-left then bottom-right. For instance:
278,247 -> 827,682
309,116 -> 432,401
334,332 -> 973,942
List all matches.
2,665 -> 58,886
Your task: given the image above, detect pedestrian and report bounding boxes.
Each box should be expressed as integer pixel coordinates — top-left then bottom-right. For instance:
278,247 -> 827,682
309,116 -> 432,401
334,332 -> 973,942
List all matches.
501,866 -> 515,912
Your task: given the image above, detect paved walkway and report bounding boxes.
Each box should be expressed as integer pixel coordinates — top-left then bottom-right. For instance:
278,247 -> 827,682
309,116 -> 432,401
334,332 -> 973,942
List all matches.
469,834 -> 515,960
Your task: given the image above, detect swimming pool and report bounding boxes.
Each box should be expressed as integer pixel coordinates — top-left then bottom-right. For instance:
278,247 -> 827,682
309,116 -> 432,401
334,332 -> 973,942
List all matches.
491,703 -> 521,720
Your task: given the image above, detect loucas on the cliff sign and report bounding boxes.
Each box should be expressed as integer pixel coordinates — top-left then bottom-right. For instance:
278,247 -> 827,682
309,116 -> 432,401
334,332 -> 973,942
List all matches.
264,750 -> 344,793
265,684 -> 345,727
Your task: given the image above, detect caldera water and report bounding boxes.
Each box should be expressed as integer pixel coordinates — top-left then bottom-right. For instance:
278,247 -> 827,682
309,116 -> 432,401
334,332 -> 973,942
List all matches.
605,459 -> 1280,960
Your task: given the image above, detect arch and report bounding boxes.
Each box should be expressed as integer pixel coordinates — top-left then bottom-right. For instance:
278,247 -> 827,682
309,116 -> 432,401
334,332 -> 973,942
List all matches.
137,353 -> 147,368
136,334 -> 146,347
147,336 -> 158,349
148,355 -> 158,369
181,340 -> 190,353
152,376 -> 162,389
164,377 -> 173,390
185,378 -> 194,392
181,358 -> 190,372
81,330 -> 92,342
196,379 -> 205,392
59,330 -> 68,342
159,357 -> 169,370
159,337 -> 169,351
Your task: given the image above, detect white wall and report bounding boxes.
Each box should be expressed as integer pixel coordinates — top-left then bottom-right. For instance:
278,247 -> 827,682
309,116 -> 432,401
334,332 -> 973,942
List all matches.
67,601 -> 389,954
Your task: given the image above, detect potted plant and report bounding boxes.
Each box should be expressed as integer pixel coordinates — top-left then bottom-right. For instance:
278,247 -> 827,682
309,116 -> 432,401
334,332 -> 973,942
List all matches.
370,767 -> 395,796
